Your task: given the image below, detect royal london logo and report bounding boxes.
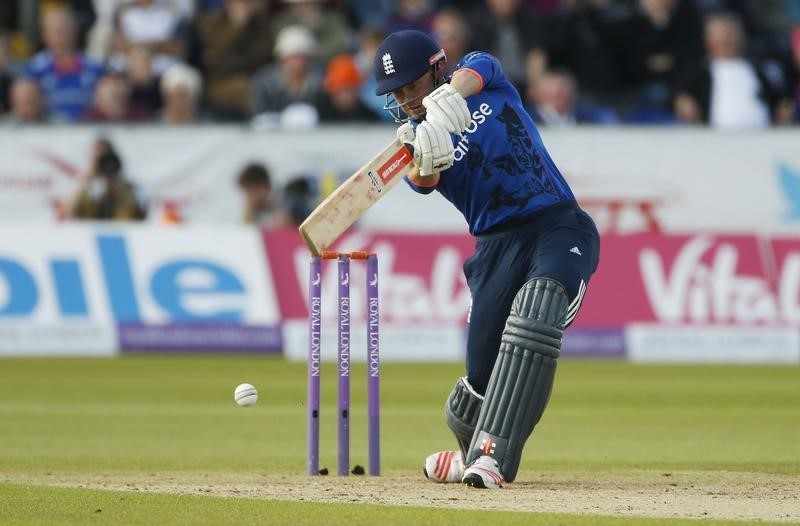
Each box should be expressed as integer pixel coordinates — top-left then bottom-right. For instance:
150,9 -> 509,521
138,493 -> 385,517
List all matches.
382,53 -> 395,75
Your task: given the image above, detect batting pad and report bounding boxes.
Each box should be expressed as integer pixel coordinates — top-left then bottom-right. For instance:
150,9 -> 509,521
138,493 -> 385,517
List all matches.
466,278 -> 568,482
445,377 -> 484,458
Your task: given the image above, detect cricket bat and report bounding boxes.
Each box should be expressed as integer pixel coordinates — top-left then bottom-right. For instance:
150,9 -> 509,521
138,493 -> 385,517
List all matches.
299,139 -> 416,255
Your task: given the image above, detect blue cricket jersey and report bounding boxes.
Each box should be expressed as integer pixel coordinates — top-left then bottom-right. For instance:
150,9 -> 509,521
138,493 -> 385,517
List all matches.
406,52 -> 575,235
25,52 -> 105,122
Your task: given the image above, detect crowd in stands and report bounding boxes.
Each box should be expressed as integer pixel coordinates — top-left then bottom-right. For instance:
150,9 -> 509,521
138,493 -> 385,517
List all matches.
62,133 -> 318,226
0,0 -> 797,129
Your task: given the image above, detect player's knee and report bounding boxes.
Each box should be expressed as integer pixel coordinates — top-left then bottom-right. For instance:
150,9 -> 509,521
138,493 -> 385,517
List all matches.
502,278 -> 569,358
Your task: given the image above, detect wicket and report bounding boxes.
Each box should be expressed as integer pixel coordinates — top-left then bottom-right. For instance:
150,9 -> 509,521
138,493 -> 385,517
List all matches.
307,251 -> 380,476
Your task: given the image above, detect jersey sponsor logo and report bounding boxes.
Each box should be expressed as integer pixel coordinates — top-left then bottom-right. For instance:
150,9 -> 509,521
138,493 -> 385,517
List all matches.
453,102 -> 493,162
377,147 -> 412,184
382,53 -> 395,75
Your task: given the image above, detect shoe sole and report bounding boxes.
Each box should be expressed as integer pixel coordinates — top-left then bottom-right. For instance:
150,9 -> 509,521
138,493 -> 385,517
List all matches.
463,473 -> 488,489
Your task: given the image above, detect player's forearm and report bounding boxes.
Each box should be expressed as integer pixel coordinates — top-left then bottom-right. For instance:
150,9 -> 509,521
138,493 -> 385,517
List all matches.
449,69 -> 482,99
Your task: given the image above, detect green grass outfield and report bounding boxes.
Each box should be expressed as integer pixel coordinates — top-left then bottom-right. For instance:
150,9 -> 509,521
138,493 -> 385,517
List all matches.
0,356 -> 798,525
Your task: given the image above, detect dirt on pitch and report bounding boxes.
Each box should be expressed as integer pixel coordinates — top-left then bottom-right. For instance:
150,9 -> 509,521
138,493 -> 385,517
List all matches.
5,470 -> 800,523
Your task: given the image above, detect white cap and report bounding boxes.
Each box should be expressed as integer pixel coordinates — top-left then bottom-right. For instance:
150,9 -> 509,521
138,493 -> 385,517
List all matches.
281,102 -> 319,129
160,63 -> 202,97
274,25 -> 316,59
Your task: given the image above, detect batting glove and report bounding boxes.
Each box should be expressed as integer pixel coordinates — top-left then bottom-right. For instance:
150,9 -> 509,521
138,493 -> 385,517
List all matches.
414,121 -> 454,176
422,83 -> 472,135
396,121 -> 415,146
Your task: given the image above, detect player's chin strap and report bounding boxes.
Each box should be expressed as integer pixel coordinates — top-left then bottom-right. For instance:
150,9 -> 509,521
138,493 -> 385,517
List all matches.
465,278 -> 568,482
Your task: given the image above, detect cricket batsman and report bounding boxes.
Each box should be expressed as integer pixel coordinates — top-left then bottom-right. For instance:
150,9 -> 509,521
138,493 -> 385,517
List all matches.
373,30 -> 601,488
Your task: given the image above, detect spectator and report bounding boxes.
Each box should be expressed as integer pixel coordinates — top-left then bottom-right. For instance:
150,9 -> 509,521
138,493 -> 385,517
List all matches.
112,0 -> 188,75
431,7 -> 471,72
789,26 -> 800,122
318,54 -> 379,122
77,1 -> 100,41
614,0 -> 704,107
159,62 -> 203,124
236,162 -> 290,227
125,46 -> 162,114
83,73 -> 152,122
67,138 -> 147,221
743,0 -> 800,54
526,70 -> 619,125
0,32 -> 13,114
165,0 -> 197,19
693,0 -> 791,57
468,0 -> 547,91
197,0 -> 225,12
354,27 -> 393,121
346,0 -> 393,30
41,0 -> 98,49
541,0 -> 623,104
384,0 -> 438,34
272,0 -> 353,64
525,0 -> 562,16
673,12 -> 789,128
24,8 -> 104,122
86,0 -> 126,61
5,78 -> 47,124
196,0 -> 274,120
0,3 -> 33,60
281,175 -> 315,225
250,25 -> 323,124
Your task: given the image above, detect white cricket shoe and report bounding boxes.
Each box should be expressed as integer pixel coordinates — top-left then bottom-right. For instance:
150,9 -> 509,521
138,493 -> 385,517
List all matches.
423,450 -> 465,483
462,455 -> 504,489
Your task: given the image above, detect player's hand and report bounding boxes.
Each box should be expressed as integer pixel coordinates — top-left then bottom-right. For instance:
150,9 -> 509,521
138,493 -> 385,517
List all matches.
414,121 -> 454,176
422,83 -> 471,135
396,122 -> 415,147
